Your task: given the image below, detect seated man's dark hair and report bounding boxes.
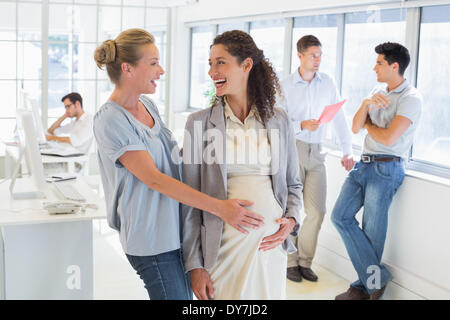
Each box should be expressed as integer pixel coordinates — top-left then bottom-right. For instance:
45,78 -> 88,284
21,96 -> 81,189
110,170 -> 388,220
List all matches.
61,92 -> 83,108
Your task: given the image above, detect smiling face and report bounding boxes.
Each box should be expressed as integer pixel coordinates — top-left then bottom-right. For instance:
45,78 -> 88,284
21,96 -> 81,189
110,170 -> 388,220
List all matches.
208,44 -> 251,98
298,45 -> 322,72
130,43 -> 164,94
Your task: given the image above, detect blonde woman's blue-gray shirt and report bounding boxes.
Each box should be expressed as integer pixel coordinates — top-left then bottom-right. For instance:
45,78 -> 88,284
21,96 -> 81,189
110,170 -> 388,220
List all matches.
94,95 -> 182,256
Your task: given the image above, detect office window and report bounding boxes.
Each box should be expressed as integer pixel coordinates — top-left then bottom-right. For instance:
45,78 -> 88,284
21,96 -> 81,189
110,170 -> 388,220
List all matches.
18,0 -> 43,112
189,26 -> 214,109
99,0 -> 121,4
0,1 -> 42,155
0,0 -> 167,157
187,22 -> 249,110
2,41 -> 17,79
144,30 -> 167,116
146,7 -> 168,30
98,6 -> 121,42
74,43 -> 98,80
0,2 -> 15,40
74,80 -> 96,116
290,14 -> 339,144
18,2 -> 41,41
1,81 -> 16,118
74,4 -> 98,43
218,22 -> 248,34
249,19 -> 284,78
124,0 -> 145,5
413,5 -> 450,168
97,80 -> 114,111
48,3 -> 98,118
341,8 -> 406,147
291,14 -> 338,79
122,6 -> 145,30
145,7 -> 168,114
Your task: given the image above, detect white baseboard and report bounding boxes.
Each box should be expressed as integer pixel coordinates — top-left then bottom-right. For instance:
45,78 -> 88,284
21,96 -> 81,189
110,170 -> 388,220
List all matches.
314,230 -> 450,300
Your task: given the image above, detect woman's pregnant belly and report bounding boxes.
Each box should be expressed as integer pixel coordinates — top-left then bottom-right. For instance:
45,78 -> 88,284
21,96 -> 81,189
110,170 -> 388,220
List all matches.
226,174 -> 283,240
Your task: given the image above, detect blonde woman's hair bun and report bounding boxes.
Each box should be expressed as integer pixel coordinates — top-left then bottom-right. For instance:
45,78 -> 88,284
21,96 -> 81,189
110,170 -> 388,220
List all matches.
93,28 -> 154,84
94,39 -> 116,69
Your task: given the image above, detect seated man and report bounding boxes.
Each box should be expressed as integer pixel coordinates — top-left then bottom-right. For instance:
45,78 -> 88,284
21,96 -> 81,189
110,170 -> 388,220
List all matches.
331,42 -> 422,300
46,92 -> 93,154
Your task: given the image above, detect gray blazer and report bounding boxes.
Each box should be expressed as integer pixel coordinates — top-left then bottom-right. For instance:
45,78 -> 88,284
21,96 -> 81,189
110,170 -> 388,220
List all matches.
181,100 -> 303,272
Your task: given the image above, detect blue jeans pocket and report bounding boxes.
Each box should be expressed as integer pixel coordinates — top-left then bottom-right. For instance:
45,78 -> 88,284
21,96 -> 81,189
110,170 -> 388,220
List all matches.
374,162 -> 392,179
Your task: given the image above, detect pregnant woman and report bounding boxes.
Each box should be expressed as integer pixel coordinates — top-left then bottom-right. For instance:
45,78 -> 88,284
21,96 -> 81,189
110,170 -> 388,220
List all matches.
182,30 -> 303,300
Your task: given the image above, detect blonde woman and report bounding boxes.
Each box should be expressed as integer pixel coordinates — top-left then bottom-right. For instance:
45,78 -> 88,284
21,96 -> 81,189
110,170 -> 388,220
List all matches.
93,28 -> 264,300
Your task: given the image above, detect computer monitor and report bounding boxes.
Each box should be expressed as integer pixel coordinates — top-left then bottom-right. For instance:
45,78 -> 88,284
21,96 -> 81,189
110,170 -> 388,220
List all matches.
9,109 -> 47,199
19,89 -> 46,145
30,98 -> 47,145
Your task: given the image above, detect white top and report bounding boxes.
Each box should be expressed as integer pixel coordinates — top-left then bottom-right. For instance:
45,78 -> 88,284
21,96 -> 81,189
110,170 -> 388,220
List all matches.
54,113 -> 94,154
363,80 -> 422,159
224,99 -> 272,176
280,70 -> 353,156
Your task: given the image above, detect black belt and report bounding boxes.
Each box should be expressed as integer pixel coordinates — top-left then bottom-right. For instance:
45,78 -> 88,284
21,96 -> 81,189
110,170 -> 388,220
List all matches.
361,154 -> 401,163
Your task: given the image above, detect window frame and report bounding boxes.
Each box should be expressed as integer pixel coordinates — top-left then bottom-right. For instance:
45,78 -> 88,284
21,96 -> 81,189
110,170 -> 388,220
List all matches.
186,1 -> 450,180
0,0 -> 168,157
187,25 -> 215,110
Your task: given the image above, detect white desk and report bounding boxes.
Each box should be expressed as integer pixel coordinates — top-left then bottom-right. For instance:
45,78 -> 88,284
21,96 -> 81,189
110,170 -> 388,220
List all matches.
3,144 -> 89,177
41,154 -> 89,174
0,176 -> 106,300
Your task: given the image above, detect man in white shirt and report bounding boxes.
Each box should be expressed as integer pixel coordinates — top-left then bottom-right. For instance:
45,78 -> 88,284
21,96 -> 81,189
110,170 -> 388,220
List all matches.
46,92 -> 93,154
280,35 -> 354,283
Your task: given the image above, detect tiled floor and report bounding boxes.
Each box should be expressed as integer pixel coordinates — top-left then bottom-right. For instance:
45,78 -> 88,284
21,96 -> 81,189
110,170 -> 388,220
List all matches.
93,221 -> 349,300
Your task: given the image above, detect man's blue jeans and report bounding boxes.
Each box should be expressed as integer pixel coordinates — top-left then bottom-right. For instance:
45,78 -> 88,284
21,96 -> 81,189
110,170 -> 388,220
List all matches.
331,157 -> 405,294
126,248 -> 193,300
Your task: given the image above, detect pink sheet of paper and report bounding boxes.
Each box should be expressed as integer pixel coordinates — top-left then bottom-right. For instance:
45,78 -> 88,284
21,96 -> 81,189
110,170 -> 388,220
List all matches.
318,99 -> 347,124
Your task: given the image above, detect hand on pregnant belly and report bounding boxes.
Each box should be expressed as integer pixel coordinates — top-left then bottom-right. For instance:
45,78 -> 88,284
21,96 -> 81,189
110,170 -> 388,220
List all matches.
218,198 -> 265,234
258,217 -> 296,251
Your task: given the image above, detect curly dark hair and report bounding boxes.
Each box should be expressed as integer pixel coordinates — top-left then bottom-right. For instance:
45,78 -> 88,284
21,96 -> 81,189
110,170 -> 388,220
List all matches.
211,30 -> 280,123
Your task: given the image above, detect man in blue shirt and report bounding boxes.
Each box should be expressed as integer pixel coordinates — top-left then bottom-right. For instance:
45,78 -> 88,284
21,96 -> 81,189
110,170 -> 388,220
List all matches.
281,35 -> 354,283
332,42 -> 422,300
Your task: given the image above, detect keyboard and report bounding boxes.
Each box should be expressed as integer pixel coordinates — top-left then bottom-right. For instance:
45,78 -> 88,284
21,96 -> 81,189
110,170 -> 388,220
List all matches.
40,141 -> 85,157
53,182 -> 86,202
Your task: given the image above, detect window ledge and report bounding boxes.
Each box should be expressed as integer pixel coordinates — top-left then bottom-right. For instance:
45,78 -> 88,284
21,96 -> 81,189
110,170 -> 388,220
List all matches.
403,169 -> 450,188
324,146 -> 450,188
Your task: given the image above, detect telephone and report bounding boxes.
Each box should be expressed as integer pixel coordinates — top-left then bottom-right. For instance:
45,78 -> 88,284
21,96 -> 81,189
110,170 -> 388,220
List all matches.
43,201 -> 83,214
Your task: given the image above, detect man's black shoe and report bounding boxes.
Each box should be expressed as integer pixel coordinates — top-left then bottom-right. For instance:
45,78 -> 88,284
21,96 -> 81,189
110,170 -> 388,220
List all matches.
299,266 -> 318,282
287,266 -> 302,282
